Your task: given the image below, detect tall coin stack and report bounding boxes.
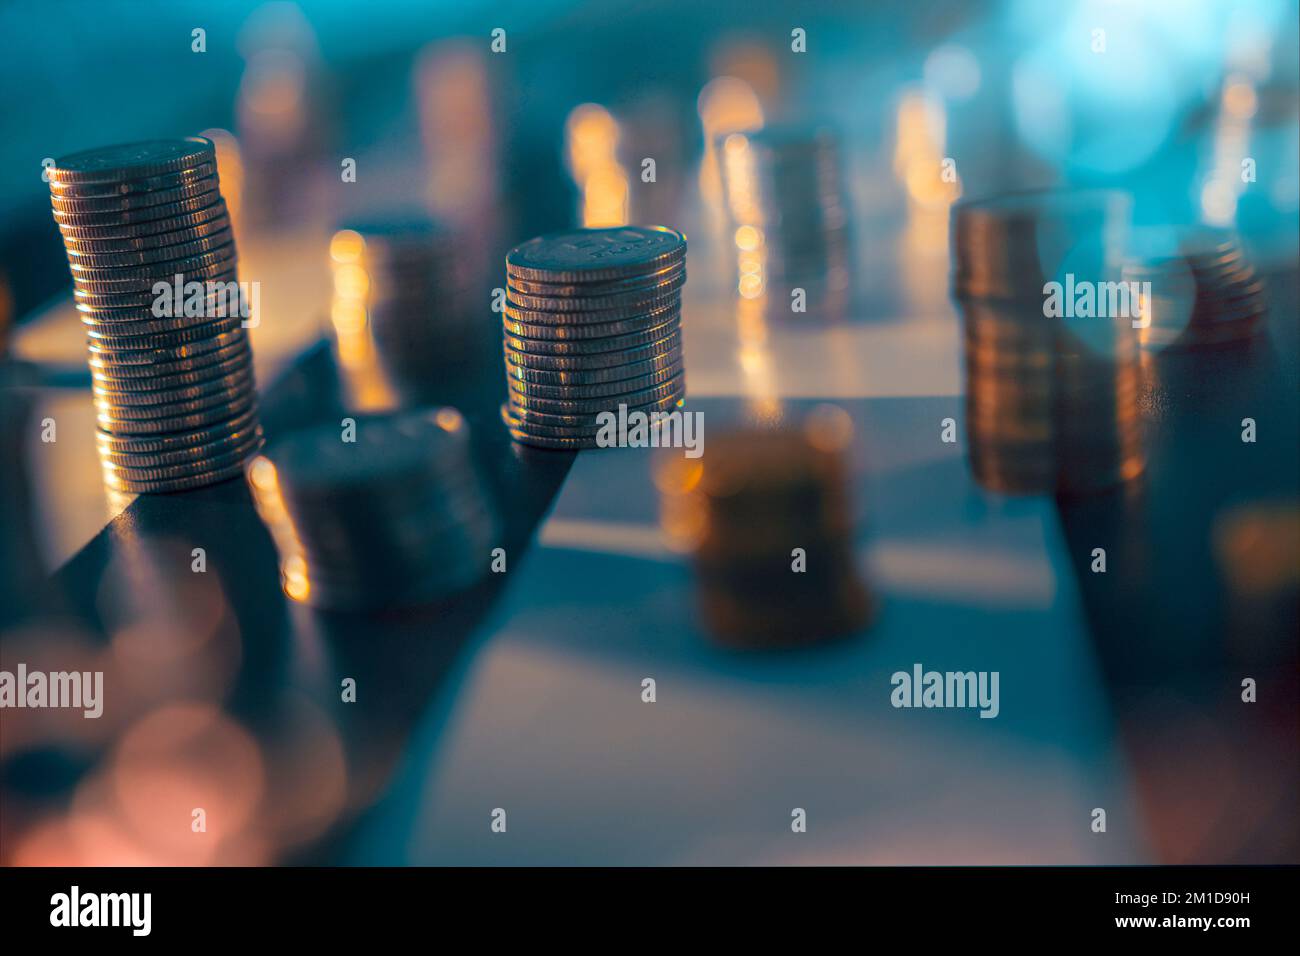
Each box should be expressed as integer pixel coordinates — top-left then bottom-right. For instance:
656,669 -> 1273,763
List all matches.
246,408 -> 499,611
717,125 -> 852,317
330,218 -> 476,392
951,190 -> 1145,496
501,226 -> 688,449
47,138 -> 260,493
658,407 -> 872,647
1122,227 -> 1268,351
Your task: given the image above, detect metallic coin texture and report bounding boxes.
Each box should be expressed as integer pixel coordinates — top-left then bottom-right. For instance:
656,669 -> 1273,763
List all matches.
48,138 -> 259,492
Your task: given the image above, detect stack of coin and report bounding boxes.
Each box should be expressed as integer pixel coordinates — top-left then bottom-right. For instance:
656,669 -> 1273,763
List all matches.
716,125 -> 852,317
1122,227 -> 1268,350
329,217 -> 475,391
658,407 -> 872,647
501,226 -> 688,449
47,138 -> 260,493
951,190 -> 1145,495
959,298 -> 1057,493
246,408 -> 498,611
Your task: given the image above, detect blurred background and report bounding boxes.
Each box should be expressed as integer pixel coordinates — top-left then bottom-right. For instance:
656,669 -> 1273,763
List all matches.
1,0 -> 1297,865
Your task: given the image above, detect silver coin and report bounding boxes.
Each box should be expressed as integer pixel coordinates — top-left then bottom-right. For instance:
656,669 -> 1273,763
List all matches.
93,366 -> 255,407
52,191 -> 227,228
74,273 -> 242,309
103,454 -> 250,494
505,271 -> 686,312
100,434 -> 263,482
506,373 -> 685,414
504,291 -> 681,326
499,405 -> 608,438
100,426 -> 263,472
65,228 -> 234,268
503,305 -> 680,340
504,316 -> 680,356
93,377 -> 252,420
506,226 -> 687,282
49,162 -> 218,198
86,328 -> 249,366
61,213 -> 233,253
79,292 -> 246,326
84,314 -> 245,347
503,352 -> 683,386
95,392 -> 257,435
94,405 -> 260,455
57,200 -> 229,241
51,178 -> 219,214
506,388 -> 683,426
92,351 -> 252,393
503,427 -> 594,450
68,243 -> 236,282
50,138 -> 216,184
77,294 -> 247,326
507,361 -> 685,400
504,329 -> 681,371
505,261 -> 685,297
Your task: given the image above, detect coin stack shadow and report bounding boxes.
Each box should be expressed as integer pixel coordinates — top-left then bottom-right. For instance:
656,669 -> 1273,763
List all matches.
658,408 -> 872,647
951,190 -> 1145,496
1122,227 -> 1268,351
47,137 -> 260,493
717,125 -> 852,318
501,226 -> 688,449
329,218 -> 477,396
246,408 -> 499,611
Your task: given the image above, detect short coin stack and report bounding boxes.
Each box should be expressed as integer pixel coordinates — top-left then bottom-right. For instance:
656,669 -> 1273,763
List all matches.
1122,227 -> 1268,350
47,138 -> 260,493
717,125 -> 852,317
330,218 -> 475,392
501,226 -> 688,449
246,408 -> 499,611
951,190 -> 1145,496
658,407 -> 872,647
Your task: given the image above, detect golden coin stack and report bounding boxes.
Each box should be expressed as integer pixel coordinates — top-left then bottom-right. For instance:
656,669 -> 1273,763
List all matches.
658,407 -> 872,647
951,190 -> 1145,496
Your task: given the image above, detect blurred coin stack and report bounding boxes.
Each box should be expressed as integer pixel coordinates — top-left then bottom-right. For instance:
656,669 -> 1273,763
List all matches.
501,226 -> 688,449
951,190 -> 1145,495
329,218 -> 475,392
1122,227 -> 1268,351
247,408 -> 498,611
658,408 -> 872,647
717,125 -> 852,317
47,138 -> 260,493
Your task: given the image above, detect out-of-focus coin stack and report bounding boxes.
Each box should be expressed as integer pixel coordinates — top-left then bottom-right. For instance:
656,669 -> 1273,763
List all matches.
329,218 -> 475,393
658,407 -> 872,647
1122,228 -> 1268,351
246,407 -> 498,611
501,226 -> 688,449
717,125 -> 852,317
47,138 -> 261,493
951,190 -> 1145,496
